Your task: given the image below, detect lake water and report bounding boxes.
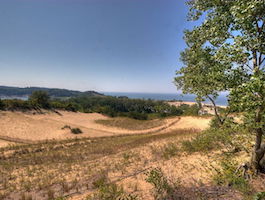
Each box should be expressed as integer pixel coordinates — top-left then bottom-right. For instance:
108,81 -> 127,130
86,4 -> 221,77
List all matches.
103,92 -> 228,106
0,92 -> 228,106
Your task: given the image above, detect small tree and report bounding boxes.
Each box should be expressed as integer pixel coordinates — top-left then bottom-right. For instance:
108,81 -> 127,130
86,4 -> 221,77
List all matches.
175,47 -> 230,124
177,0 -> 265,171
29,91 -> 50,109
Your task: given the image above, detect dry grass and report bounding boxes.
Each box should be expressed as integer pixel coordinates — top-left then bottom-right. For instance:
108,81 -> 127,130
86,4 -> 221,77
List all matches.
95,117 -> 164,130
0,129 -> 199,199
2,111 -> 245,200
0,127 -> 248,200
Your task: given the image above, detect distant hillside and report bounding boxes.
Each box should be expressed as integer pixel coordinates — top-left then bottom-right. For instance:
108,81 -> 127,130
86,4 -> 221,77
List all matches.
0,86 -> 104,98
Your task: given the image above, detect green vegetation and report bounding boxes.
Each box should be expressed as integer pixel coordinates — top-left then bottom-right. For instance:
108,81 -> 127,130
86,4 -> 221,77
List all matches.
0,92 -> 188,120
66,96 -> 183,119
0,85 -> 103,98
1,99 -> 31,111
0,130 -> 194,199
61,125 -> 83,134
178,104 -> 200,116
71,128 -> 83,134
0,99 -> 4,110
29,91 -> 50,109
181,128 -> 232,153
253,192 -> 265,200
145,168 -> 178,200
88,175 -> 138,200
175,0 -> 265,172
213,158 -> 252,195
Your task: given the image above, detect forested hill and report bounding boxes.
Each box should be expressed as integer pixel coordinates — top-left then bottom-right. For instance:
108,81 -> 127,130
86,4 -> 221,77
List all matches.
0,86 -> 104,98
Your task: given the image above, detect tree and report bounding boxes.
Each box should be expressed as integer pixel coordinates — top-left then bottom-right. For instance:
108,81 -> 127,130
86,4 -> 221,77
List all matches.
29,91 -> 50,109
175,47 -> 230,124
176,0 -> 265,171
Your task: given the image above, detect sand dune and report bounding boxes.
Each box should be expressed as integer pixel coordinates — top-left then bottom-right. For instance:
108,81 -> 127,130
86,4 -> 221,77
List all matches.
0,111 -> 211,147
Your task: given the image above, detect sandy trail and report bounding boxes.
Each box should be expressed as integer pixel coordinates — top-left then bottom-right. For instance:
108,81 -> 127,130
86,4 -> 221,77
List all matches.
0,111 -> 211,147
161,116 -> 211,132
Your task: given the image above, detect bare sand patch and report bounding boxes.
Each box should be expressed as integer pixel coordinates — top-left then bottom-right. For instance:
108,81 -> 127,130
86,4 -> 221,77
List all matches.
161,116 -> 211,132
0,139 -> 16,148
0,111 -> 211,143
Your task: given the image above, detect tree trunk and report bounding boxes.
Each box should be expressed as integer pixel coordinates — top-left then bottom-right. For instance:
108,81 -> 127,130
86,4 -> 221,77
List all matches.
207,95 -> 224,126
251,129 -> 265,172
251,104 -> 265,172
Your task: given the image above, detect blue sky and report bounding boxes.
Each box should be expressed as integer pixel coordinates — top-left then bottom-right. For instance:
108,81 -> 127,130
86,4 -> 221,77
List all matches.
0,0 -> 199,93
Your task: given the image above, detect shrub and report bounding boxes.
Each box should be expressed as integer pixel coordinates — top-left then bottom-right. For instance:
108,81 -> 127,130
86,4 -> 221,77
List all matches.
145,168 -> 178,200
88,175 -> 138,200
29,91 -> 50,109
161,143 -> 179,159
253,192 -> 265,200
127,112 -> 148,120
61,125 -> 71,130
182,128 -> 232,153
71,128 -> 82,134
65,103 -> 78,112
209,116 -> 235,129
179,104 -> 200,116
3,99 -> 31,111
213,158 -> 252,194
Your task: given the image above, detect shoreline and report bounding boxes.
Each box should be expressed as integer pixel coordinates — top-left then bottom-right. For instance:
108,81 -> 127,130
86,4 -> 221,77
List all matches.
167,100 -> 227,108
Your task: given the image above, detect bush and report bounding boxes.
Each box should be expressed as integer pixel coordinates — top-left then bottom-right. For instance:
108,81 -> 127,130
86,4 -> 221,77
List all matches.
253,192 -> 265,200
71,128 -> 82,134
161,143 -> 179,159
126,112 -> 148,120
29,91 -> 50,109
88,175 -> 138,200
65,103 -> 78,112
179,104 -> 200,116
213,158 -> 252,194
3,99 -> 32,111
209,116 -> 235,129
145,168 -> 179,200
182,128 -> 232,153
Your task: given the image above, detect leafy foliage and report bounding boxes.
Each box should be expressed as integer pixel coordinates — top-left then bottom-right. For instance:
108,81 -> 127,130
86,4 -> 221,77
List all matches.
213,158 -> 252,194
29,91 -> 50,109
182,128 -> 232,153
145,168 -> 178,200
2,99 -> 31,111
66,96 -> 183,120
176,0 -> 265,170
253,192 -> 265,200
88,175 -> 138,200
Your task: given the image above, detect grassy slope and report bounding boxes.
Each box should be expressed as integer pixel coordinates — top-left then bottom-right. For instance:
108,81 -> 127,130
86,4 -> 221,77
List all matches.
95,117 -> 164,130
0,128 -> 247,200
0,130 -> 199,199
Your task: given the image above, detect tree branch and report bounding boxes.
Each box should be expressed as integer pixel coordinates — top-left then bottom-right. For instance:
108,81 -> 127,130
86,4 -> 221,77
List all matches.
261,56 -> 265,65
206,95 -> 223,125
